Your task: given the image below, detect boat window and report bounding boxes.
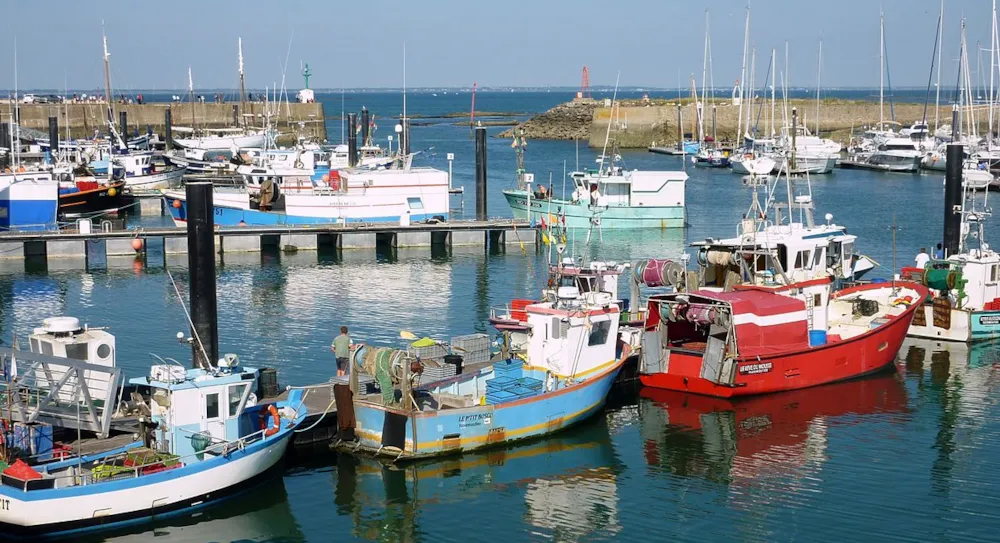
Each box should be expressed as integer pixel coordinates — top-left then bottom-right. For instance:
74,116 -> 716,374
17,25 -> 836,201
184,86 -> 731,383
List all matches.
794,250 -> 811,269
777,245 -> 788,272
39,340 -> 53,356
407,197 -> 424,210
228,384 -> 248,417
588,320 -> 612,346
991,265 -> 999,284
551,317 -> 563,339
842,241 -> 854,263
813,248 -> 824,268
578,277 -> 595,292
65,343 -> 89,361
206,393 -> 220,420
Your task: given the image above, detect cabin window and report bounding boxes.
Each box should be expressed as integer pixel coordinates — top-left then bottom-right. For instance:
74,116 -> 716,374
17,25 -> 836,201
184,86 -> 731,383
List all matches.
407,197 -> 424,210
588,320 -> 612,346
551,317 -> 563,339
991,265 -> 999,284
814,294 -> 822,307
39,341 -> 53,356
65,343 -> 89,361
813,249 -> 824,268
228,384 -> 248,417
794,250 -> 811,270
206,393 -> 220,420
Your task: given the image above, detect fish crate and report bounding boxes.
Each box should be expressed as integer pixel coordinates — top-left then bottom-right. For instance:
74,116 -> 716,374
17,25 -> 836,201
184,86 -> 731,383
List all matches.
451,333 -> 490,354
516,377 -> 544,392
485,389 -> 518,405
419,359 -> 458,382
485,376 -> 517,391
408,343 -> 448,361
506,385 -> 539,399
492,359 -> 524,379
329,374 -> 379,395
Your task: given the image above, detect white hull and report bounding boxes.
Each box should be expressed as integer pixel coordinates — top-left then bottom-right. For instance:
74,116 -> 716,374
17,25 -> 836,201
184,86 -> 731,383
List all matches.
124,167 -> 186,191
867,151 -> 922,172
174,133 -> 266,151
0,433 -> 290,534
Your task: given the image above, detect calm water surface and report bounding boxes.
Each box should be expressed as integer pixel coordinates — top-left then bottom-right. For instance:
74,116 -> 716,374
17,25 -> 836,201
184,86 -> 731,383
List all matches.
2,91 -> 1000,542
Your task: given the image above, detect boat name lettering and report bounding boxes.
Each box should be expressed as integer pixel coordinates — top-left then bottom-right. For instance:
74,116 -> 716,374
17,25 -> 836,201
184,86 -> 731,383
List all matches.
512,198 -> 544,209
739,362 -> 773,375
459,413 -> 492,427
0,498 -> 8,510
979,315 -> 1000,326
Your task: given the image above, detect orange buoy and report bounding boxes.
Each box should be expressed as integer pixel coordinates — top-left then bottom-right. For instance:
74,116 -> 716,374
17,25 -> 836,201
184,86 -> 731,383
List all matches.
172,199 -> 182,209
131,239 -> 144,252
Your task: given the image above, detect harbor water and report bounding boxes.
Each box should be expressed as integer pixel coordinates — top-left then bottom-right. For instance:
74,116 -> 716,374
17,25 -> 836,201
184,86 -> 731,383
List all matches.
3,91 -> 1000,541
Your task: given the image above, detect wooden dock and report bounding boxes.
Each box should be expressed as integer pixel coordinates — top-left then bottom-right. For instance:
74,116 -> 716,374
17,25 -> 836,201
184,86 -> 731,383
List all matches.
0,219 -> 539,266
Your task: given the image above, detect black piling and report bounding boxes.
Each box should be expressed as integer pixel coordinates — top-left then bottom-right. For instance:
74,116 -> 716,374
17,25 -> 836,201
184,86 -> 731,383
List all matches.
165,108 -> 173,151
951,105 -> 959,139
185,181 -> 219,370
232,104 -> 239,126
347,113 -> 358,167
119,111 -> 127,138
943,143 -> 964,257
48,117 -> 58,154
676,104 -> 682,151
475,126 -> 487,221
360,107 -> 370,146
0,122 -> 8,169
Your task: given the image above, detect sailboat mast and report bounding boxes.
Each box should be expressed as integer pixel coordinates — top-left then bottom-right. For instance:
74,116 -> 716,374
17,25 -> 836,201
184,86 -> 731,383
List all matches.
737,5 -> 750,142
816,40 -> 822,134
935,0 -> 944,131
770,49 -> 776,138
239,37 -> 247,129
102,30 -> 114,128
879,10 -> 885,126
700,9 -> 709,145
990,0 -> 998,142
189,66 -> 196,129
747,46 -> 756,138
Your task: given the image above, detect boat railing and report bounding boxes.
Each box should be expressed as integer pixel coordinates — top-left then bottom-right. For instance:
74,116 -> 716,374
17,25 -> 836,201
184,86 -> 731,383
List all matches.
5,426 -> 277,492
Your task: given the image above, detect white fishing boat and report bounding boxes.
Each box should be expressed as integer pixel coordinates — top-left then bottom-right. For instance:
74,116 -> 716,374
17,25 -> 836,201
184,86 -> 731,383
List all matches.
172,127 -> 268,151
0,171 -> 59,231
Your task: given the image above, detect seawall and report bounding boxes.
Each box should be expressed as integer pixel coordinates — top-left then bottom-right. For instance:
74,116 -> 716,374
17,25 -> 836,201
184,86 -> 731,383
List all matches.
3,101 -> 327,142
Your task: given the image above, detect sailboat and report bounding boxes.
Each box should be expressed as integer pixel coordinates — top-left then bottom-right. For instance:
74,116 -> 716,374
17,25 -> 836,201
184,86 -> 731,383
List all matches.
172,38 -> 270,150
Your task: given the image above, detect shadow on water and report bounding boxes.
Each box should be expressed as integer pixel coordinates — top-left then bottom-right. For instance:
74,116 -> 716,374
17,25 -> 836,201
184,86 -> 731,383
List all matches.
329,416 -> 623,542
79,475 -> 306,543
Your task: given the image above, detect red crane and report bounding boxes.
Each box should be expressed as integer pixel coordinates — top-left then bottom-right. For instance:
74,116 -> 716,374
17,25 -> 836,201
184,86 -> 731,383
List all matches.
580,66 -> 591,98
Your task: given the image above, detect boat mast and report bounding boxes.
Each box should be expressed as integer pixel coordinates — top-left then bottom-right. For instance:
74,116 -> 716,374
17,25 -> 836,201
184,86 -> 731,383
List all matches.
935,0 -> 944,131
990,0 -> 998,144
770,49 -> 776,138
815,40 -> 822,134
736,4 -> 750,143
239,37 -> 247,129
879,9 -> 884,127
102,28 -> 114,131
700,9 -> 709,146
188,66 -> 196,129
747,46 -> 756,138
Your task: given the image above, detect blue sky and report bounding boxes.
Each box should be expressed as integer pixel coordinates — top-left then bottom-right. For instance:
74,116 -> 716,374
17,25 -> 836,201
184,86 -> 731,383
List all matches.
0,0 -> 995,90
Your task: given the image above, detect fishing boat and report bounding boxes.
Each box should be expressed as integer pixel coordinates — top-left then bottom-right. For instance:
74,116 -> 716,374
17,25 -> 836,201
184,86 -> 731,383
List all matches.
173,127 -> 268,151
0,171 -> 59,231
902,152 -> 1000,342
332,285 -> 630,460
55,171 -> 127,219
163,162 -> 448,226
90,151 -> 185,192
504,132 -> 686,229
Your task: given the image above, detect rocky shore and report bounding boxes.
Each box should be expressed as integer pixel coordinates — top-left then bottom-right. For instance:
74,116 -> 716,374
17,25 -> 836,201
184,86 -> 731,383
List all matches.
497,99 -> 598,140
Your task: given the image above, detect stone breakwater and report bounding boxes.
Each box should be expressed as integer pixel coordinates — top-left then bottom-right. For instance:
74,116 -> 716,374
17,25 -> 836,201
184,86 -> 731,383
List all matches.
499,98 -> 962,148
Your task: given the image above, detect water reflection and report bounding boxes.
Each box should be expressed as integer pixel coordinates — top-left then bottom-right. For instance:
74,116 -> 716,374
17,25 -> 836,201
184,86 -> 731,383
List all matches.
639,373 -> 908,485
333,419 -> 621,542
82,476 -> 305,543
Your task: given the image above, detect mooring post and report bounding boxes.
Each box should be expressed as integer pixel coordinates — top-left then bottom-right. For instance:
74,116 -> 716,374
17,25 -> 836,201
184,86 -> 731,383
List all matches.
347,113 -> 358,167
475,127 -> 487,221
119,111 -> 128,139
943,143 -> 964,257
48,116 -> 59,156
165,108 -> 173,151
232,104 -> 239,126
360,107 -> 370,146
185,181 -> 220,369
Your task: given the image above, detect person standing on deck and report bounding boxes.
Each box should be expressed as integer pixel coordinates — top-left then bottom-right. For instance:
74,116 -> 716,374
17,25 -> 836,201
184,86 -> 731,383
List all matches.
915,248 -> 931,269
331,326 -> 352,377
935,243 -> 944,259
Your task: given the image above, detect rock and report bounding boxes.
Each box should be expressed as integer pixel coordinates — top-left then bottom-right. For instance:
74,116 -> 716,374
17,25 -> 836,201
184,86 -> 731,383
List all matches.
496,99 -> 598,140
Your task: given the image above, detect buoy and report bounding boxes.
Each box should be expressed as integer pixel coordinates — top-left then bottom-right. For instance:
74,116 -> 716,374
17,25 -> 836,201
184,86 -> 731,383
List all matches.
238,220 -> 247,227
321,173 -> 330,183
172,199 -> 182,209
131,239 -> 144,252
107,187 -> 117,197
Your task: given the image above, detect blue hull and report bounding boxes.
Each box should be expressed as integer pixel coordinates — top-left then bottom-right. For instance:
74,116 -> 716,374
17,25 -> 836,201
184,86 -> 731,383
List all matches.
504,191 -> 685,229
164,195 -> 447,226
0,199 -> 58,231
348,359 -> 624,459
971,310 -> 1000,341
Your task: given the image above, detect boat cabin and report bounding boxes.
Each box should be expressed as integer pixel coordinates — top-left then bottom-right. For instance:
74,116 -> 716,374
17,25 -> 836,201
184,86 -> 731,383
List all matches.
129,358 -> 261,459
28,316 -> 117,401
568,169 -> 686,209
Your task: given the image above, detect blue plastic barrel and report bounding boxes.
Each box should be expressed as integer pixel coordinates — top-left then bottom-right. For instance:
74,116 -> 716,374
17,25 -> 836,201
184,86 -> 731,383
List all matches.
809,330 -> 828,346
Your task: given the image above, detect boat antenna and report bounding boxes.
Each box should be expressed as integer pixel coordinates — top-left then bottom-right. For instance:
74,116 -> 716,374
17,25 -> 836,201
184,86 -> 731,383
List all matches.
165,268 -> 214,370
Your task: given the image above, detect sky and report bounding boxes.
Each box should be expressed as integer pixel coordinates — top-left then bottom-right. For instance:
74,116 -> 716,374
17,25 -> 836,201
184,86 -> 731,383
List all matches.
0,0 -> 997,91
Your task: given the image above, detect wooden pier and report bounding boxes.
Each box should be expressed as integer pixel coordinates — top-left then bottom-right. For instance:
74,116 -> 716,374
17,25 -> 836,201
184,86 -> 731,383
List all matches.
0,219 -> 539,266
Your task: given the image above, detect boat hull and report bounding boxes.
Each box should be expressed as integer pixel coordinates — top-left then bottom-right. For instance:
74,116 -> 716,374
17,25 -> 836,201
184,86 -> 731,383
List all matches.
0,178 -> 59,231
0,430 -> 294,538
346,359 -> 625,459
907,305 -> 1000,342
640,285 -> 923,398
504,191 -> 685,229
123,167 -> 185,192
58,182 -> 128,218
174,133 -> 265,150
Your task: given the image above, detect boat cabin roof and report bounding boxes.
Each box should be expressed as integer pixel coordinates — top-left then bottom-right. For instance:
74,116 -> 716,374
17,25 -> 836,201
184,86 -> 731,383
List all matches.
129,366 -> 258,392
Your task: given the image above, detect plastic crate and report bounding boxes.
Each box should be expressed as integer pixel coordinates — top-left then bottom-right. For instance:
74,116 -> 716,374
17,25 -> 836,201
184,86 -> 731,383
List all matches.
452,333 -> 490,354
485,390 -> 518,405
516,377 -> 544,392
421,359 -> 457,379
408,343 -> 448,361
506,385 -> 539,399
486,376 -> 517,391
463,350 -> 492,365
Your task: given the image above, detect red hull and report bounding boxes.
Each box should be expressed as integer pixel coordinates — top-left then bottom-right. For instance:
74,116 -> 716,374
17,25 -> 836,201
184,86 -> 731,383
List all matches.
640,283 -> 925,398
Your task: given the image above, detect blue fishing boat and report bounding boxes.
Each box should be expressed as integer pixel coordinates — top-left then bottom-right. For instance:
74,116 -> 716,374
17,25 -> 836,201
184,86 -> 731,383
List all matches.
333,287 -> 630,460
0,172 -> 59,231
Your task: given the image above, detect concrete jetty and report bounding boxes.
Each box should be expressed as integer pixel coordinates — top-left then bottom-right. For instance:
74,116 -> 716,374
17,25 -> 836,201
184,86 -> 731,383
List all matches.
3,101 -> 327,142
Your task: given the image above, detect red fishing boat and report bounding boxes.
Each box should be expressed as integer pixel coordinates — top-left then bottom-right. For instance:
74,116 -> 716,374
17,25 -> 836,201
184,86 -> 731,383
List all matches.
639,280 -> 927,397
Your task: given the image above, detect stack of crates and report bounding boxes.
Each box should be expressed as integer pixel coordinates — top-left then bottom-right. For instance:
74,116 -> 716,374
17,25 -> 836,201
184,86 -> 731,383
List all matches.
485,375 -> 518,404
451,333 -> 491,364
408,342 -> 448,362
418,359 -> 458,384
492,359 -> 524,380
